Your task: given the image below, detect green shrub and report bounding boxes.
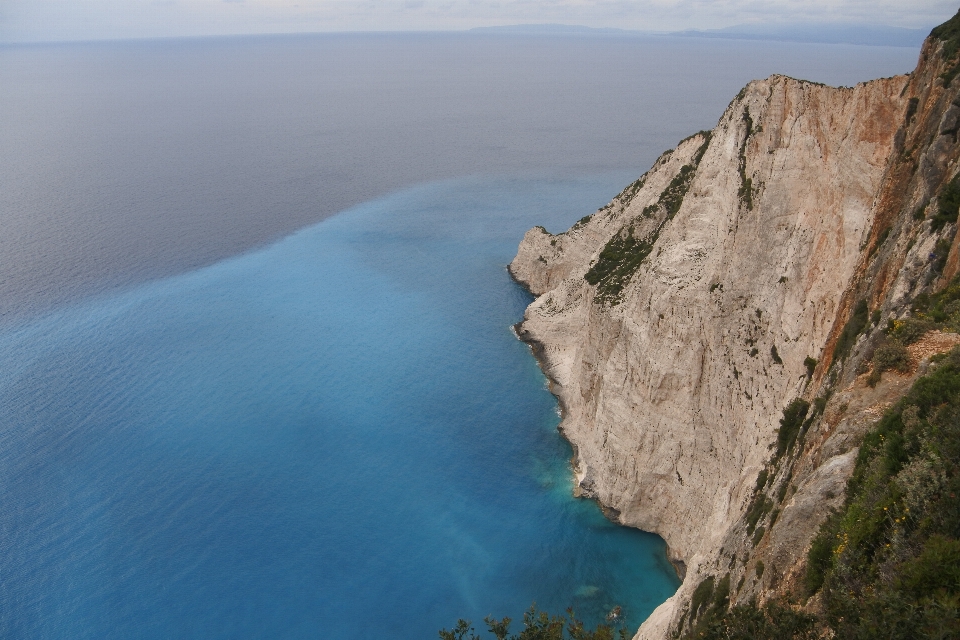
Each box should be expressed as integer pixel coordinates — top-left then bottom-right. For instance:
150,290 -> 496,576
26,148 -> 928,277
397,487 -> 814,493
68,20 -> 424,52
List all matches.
679,600 -> 818,640
571,214 -> 593,230
756,561 -> 765,578
803,356 -> 818,378
868,340 -> 912,386
874,341 -> 911,372
933,9 -> 960,86
888,317 -> 934,344
804,515 -> 837,596
585,136 -> 712,305
752,526 -> 766,547
770,345 -> 783,365
776,399 -> 810,458
737,109 -> 755,210
834,299 -> 870,363
690,576 -> 716,618
746,496 -> 773,535
801,346 -> 960,638
440,606 -> 626,640
754,469 -> 768,493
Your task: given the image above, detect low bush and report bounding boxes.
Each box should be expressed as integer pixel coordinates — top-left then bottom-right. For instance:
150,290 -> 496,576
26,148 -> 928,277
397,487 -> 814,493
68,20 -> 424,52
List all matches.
931,174 -> 960,231
867,340 -> 911,387
834,299 -> 870,363
803,346 -> 960,639
440,606 -> 627,640
776,399 -> 810,459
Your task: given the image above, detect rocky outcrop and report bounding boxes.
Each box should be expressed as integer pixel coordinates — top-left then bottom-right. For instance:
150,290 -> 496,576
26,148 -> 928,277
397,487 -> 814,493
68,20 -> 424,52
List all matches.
510,17 -> 960,640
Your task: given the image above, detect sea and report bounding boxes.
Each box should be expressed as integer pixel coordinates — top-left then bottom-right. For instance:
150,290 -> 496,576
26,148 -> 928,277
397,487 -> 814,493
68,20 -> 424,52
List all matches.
0,33 -> 919,638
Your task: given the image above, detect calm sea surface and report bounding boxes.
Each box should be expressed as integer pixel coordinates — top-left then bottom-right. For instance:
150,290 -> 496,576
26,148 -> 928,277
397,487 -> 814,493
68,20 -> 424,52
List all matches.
0,34 -> 919,638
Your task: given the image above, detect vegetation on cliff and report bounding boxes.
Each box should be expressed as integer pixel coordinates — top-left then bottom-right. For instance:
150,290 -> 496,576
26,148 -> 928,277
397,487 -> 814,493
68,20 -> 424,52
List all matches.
584,134 -> 711,305
672,347 -> 960,640
932,8 -> 960,86
440,607 -> 627,640
804,345 -> 960,639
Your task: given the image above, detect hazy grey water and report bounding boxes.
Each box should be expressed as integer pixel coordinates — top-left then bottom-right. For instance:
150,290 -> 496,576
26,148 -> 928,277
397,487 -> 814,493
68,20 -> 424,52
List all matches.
0,33 -> 920,324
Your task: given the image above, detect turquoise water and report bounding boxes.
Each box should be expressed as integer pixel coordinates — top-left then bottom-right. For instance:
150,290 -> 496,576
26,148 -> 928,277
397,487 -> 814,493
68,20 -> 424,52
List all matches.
0,174 -> 680,638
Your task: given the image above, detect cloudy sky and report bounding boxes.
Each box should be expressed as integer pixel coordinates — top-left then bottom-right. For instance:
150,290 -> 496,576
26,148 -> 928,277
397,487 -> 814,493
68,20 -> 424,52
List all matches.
1,0 -> 957,43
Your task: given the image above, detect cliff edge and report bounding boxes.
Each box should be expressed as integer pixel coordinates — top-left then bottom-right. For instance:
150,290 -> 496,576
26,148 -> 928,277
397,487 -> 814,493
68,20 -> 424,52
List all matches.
510,12 -> 960,639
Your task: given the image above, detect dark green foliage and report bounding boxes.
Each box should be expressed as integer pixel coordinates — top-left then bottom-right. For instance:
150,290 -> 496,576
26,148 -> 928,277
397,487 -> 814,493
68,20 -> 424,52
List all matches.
440,607 -> 627,640
754,469 -> 769,493
888,317 -> 935,344
804,514 -> 838,596
738,109 -> 755,210
898,535 -> 960,597
869,227 -> 891,259
874,341 -> 911,371
770,345 -> 783,365
583,226 -> 657,304
571,214 -> 593,230
746,496 -> 773,535
713,574 -> 731,611
616,177 -> 647,205
813,396 -> 828,415
871,309 -> 882,325
755,561 -> 765,579
903,273 -> 960,335
682,574 -> 737,638
752,526 -> 766,547
697,347 -> 960,640
867,340 -> 912,387
803,356 -> 818,378
679,601 -> 818,640
914,203 -> 928,221
930,238 -> 953,283
931,174 -> 960,231
691,576 -> 716,618
932,9 -> 960,86
776,479 -> 790,504
441,619 -> 481,640
905,97 -> 920,124
834,299 -> 870,363
776,399 -> 810,459
802,346 -> 960,639
584,134 -> 712,305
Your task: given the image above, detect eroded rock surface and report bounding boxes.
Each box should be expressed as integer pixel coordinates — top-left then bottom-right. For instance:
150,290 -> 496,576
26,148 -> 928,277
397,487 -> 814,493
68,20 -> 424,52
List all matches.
510,29 -> 960,640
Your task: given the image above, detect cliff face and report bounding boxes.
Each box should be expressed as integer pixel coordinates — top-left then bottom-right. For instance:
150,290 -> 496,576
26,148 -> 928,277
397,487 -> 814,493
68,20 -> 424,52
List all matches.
510,24 -> 960,640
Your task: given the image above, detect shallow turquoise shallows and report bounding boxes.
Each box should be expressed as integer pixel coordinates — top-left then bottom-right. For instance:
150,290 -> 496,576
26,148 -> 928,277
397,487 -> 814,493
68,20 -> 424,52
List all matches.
0,175 -> 680,639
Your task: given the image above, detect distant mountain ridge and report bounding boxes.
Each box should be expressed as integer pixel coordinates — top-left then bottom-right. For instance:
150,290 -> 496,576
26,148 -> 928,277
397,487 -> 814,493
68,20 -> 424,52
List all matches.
470,22 -> 928,48
677,23 -> 927,48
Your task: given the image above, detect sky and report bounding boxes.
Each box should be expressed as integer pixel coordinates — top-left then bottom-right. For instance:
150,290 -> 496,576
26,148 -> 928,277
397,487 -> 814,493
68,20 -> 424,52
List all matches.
0,0 -> 957,43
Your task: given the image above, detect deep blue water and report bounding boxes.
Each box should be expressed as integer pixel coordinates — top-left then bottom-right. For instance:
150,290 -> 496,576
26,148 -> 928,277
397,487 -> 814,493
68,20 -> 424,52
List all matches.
0,174 -> 685,638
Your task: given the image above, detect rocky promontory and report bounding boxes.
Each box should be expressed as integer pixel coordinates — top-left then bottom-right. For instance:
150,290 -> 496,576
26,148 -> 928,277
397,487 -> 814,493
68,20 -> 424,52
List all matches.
511,12 -> 960,639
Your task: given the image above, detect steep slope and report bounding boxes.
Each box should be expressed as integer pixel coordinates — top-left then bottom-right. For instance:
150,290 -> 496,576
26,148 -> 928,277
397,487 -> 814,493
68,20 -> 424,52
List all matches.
510,12 -> 960,639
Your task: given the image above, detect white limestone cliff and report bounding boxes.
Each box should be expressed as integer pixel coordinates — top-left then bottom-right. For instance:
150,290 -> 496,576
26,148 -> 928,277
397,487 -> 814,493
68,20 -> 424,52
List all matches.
509,73 -> 913,637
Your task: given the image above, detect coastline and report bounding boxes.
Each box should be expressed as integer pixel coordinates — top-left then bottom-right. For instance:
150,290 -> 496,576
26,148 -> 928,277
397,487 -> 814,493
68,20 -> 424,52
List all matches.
507,264 -> 687,584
